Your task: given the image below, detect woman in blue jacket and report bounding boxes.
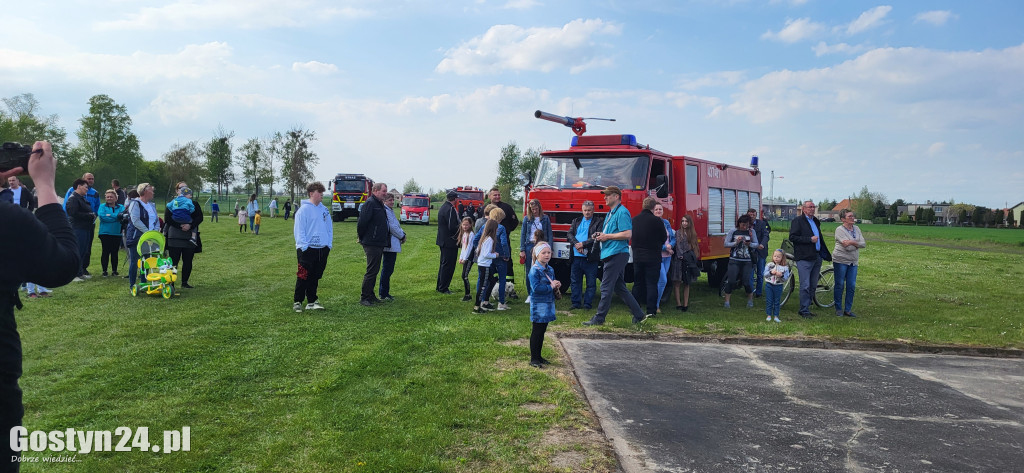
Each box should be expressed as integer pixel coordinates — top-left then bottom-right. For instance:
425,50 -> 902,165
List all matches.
96,189 -> 125,277
519,199 -> 552,302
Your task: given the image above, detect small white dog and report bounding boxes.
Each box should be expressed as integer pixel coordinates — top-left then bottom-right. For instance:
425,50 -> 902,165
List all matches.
490,281 -> 518,300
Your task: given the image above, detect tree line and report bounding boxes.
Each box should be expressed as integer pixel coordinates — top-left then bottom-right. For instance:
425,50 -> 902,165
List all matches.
1,93 -> 318,203
815,186 -> 1015,227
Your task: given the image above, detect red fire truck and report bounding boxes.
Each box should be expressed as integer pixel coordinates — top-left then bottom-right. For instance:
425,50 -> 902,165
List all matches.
528,111 -> 763,288
453,186 -> 485,219
400,192 -> 431,225
330,173 -> 373,222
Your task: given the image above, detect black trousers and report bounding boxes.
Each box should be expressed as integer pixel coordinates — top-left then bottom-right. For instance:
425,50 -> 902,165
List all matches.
99,234 -> 121,274
631,259 -> 662,315
380,251 -> 397,298
168,246 -> 195,286
295,247 -> 330,304
461,261 -> 474,296
437,247 -> 458,291
83,223 -> 95,274
530,322 -> 549,363
361,245 -> 384,301
2,301 -> 23,471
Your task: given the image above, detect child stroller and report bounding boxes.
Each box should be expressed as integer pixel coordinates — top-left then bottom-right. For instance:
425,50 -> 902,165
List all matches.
131,230 -> 177,299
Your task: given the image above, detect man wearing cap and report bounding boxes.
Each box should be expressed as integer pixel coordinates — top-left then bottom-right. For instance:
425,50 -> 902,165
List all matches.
435,190 -> 460,294
584,186 -> 648,326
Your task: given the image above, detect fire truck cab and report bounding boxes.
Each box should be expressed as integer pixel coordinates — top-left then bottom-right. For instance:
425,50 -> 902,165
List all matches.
528,111 -> 762,288
400,193 -> 431,225
331,173 -> 373,222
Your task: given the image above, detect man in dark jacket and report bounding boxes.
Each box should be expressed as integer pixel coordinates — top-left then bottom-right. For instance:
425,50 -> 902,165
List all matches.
2,176 -> 35,211
487,188 -> 519,283
66,178 -> 96,280
435,190 -> 460,294
1,141 -> 81,468
789,200 -> 831,318
630,197 -> 668,316
62,172 -> 99,278
749,208 -> 771,297
357,182 -> 391,306
567,200 -> 603,309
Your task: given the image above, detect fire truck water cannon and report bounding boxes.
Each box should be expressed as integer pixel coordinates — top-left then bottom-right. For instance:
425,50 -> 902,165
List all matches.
534,110 -> 615,137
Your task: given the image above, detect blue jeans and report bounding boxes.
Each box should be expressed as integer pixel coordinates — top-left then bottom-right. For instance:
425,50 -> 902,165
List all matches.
522,243 -> 535,295
764,283 -> 783,317
750,255 -> 766,295
249,215 -> 255,231
570,256 -> 598,307
796,258 -> 822,314
657,256 -> 671,308
380,251 -> 397,298
833,262 -> 858,313
127,244 -> 141,287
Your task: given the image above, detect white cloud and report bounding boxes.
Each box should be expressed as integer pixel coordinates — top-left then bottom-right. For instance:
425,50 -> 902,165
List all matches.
914,10 -> 957,26
292,61 -> 338,75
503,0 -> 541,9
813,42 -> 869,57
436,19 -> 621,75
721,43 -> 1024,127
927,142 -> 946,155
761,18 -> 825,43
844,6 -> 892,35
94,0 -> 373,31
678,71 -> 746,90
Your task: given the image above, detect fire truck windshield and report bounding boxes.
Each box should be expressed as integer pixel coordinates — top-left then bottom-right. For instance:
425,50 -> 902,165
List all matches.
403,197 -> 429,207
456,191 -> 483,201
335,180 -> 365,192
535,155 -> 650,190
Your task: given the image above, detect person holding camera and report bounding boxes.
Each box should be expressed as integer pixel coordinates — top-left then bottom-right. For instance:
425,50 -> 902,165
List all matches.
722,214 -> 759,309
1,141 -> 81,469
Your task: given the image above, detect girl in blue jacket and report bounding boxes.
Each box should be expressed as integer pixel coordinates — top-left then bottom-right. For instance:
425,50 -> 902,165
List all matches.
528,242 -> 560,368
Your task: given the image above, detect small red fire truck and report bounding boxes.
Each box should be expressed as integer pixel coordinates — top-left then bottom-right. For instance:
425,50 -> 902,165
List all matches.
453,186 -> 485,219
400,192 -> 431,225
528,110 -> 763,287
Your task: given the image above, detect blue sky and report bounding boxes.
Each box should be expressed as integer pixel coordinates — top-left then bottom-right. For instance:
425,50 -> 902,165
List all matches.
3,1 -> 1022,207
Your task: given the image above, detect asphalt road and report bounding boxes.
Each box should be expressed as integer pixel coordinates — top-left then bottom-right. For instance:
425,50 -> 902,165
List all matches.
561,339 -> 1024,473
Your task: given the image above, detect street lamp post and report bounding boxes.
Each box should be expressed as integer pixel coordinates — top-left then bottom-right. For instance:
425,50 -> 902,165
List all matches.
769,170 -> 784,218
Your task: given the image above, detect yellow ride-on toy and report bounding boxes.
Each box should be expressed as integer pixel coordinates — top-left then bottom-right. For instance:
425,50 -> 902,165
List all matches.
131,230 -> 177,299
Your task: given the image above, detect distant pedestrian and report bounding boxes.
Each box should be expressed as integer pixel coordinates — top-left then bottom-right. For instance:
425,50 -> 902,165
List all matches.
111,179 -> 127,206
66,178 -> 96,281
435,190 -> 460,294
520,198 -> 552,303
269,198 -> 278,218
832,209 -> 866,317
357,182 -> 390,306
284,199 -> 292,220
96,189 -> 125,277
379,194 -> 406,301
567,200 -> 602,310
789,200 -> 831,318
584,186 -> 647,326
748,208 -> 771,297
292,182 -> 332,312
654,202 -> 674,313
211,199 -> 220,223
62,172 -> 99,278
253,210 -> 262,235
237,206 -> 248,233
671,214 -> 700,311
457,217 -> 475,302
245,194 -> 259,231
527,242 -> 559,369
723,214 -> 758,309
630,197 -> 667,317
763,249 -> 790,323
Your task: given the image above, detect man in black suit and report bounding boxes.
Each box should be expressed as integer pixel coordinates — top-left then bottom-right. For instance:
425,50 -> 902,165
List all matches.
357,182 -> 391,306
435,190 -> 460,294
789,200 -> 831,317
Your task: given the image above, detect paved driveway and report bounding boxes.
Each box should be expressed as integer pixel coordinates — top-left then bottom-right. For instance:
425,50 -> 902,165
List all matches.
561,339 -> 1024,472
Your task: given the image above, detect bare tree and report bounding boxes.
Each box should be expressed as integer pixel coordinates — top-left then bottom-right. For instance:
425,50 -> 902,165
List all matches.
163,141 -> 206,198
205,128 -> 234,197
274,127 -> 318,203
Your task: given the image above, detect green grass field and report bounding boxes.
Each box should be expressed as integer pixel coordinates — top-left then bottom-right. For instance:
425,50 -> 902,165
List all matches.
15,214 -> 1024,471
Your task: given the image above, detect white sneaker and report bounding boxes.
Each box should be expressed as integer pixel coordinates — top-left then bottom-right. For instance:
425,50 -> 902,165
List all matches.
72,277 -> 85,282
293,302 -> 303,313
306,301 -> 325,310
524,296 -> 531,304
766,315 -> 772,321
773,316 -> 781,323
497,303 -> 509,311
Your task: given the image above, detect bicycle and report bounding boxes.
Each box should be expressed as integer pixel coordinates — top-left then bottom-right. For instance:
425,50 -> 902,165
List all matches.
778,240 -> 834,309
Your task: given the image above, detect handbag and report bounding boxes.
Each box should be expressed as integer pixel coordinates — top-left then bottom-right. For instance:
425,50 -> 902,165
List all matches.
194,231 -> 203,254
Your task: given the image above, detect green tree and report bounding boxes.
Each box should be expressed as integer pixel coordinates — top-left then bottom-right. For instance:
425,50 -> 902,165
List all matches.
1,93 -> 76,186
402,178 -> 422,194
914,206 -> 924,225
237,138 -> 265,195
818,199 -> 837,211
852,186 -> 885,222
71,94 -> 144,187
888,198 -> 906,224
1006,211 -> 1017,228
972,206 -> 989,227
163,141 -> 206,198
274,128 -> 318,203
205,130 -> 234,197
873,200 -> 888,222
494,141 -> 522,202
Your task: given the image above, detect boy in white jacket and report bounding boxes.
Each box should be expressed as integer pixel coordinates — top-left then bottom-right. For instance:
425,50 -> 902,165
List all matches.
293,182 -> 333,312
